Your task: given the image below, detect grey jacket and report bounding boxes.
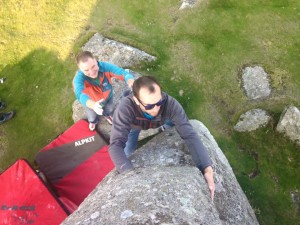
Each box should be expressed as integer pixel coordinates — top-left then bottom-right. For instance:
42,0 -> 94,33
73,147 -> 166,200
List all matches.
109,92 -> 212,173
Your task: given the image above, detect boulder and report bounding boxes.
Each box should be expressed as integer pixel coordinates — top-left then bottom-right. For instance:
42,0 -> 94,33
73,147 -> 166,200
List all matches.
276,105 -> 300,145
234,109 -> 271,132
62,120 -> 259,225
72,99 -> 87,123
82,33 -> 156,68
290,190 -> 300,212
241,66 -> 271,100
180,0 -> 199,10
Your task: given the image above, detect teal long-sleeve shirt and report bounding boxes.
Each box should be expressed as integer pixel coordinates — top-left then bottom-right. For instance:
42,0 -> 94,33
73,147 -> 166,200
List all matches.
73,61 -> 134,106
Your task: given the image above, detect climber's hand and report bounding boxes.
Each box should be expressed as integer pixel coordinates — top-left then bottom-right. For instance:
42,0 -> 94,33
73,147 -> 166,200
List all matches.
203,166 -> 215,201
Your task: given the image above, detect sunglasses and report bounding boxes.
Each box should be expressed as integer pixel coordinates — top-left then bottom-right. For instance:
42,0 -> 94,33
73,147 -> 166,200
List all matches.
136,97 -> 166,110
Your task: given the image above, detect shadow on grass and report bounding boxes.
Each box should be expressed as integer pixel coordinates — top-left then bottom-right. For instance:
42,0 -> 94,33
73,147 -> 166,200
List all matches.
0,48 -> 74,169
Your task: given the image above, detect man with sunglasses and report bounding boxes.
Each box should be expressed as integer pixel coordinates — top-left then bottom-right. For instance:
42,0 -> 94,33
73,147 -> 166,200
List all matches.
109,76 -> 215,200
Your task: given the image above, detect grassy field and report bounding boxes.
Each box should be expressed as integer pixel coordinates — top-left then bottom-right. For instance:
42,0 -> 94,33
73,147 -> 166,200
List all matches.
0,0 -> 299,224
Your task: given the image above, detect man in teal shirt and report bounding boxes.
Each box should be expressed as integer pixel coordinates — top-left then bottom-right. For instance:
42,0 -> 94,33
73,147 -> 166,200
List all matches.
73,51 -> 134,131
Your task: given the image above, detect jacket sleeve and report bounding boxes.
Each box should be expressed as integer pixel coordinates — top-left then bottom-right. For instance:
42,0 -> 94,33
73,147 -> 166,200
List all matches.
100,62 -> 134,83
166,96 -> 212,173
73,72 -> 90,106
109,98 -> 135,173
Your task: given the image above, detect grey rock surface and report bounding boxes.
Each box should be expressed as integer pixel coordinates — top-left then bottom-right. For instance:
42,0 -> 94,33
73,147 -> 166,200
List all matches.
180,0 -> 199,9
72,99 -> 87,123
189,120 -> 259,225
82,33 -> 156,68
290,190 -> 300,212
276,105 -> 300,145
241,66 -> 271,100
62,120 -> 259,225
234,109 -> 271,132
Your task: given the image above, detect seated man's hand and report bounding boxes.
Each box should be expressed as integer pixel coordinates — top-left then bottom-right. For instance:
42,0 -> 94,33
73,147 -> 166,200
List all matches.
126,79 -> 134,89
93,99 -> 104,115
203,166 -> 215,201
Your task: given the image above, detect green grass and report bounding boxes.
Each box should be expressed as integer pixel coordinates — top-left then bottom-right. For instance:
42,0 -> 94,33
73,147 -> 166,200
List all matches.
0,49 -> 75,165
1,0 -> 300,224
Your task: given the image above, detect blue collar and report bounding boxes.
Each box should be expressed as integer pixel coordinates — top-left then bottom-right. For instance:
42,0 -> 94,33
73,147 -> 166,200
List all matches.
142,112 -> 154,120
